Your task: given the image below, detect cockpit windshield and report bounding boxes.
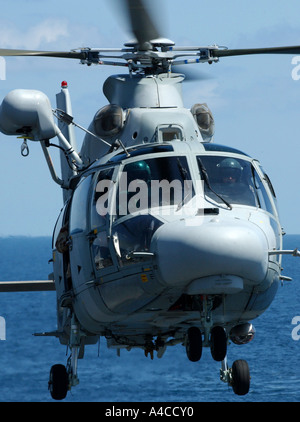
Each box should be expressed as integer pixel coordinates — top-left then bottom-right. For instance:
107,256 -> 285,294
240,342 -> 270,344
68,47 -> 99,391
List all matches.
197,155 -> 275,214
116,155 -> 194,217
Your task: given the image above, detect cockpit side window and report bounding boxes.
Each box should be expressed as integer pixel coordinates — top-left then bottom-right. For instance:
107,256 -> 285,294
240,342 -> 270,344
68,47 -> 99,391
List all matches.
91,168 -> 115,230
53,204 -> 66,249
69,174 -> 93,234
251,166 -> 275,215
90,168 -> 116,272
261,169 -> 276,198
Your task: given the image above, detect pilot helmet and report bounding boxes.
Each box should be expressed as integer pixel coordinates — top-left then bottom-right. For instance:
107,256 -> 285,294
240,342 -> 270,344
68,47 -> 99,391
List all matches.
218,158 -> 243,182
125,160 -> 151,184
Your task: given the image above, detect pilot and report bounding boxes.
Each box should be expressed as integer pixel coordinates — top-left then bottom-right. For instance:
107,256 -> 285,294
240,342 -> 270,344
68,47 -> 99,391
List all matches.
215,158 -> 256,206
126,160 -> 151,186
218,158 -> 243,185
118,160 -> 152,215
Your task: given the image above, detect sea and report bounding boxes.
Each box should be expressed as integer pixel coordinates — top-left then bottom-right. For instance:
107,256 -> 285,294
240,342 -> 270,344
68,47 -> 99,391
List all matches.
0,235 -> 299,404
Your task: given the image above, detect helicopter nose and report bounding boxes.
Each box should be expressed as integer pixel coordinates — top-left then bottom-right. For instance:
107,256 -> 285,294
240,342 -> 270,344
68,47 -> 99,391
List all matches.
150,218 -> 269,290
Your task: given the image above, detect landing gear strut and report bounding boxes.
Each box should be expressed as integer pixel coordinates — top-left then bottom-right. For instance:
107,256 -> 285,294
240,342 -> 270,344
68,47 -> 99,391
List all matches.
184,321 -> 250,396
48,314 -> 81,400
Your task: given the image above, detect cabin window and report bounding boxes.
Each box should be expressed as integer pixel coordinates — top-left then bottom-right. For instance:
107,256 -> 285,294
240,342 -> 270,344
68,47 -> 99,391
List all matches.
69,174 -> 93,234
158,125 -> 183,142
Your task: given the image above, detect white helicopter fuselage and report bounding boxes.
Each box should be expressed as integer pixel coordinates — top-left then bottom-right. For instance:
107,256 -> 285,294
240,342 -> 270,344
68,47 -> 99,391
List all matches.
51,73 -> 282,350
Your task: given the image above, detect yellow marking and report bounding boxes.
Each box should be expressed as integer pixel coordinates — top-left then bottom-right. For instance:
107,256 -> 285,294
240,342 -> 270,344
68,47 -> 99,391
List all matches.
17,135 -> 34,140
141,274 -> 148,283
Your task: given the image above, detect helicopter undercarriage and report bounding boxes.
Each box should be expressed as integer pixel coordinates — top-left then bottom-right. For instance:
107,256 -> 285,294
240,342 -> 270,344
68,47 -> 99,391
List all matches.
48,291 -> 254,400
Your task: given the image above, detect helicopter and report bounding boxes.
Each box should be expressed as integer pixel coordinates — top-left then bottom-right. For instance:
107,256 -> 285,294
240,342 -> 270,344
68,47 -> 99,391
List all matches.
0,0 -> 300,400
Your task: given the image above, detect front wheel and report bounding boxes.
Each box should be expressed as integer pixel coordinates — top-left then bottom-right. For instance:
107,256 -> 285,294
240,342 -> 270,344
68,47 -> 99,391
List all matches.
231,359 -> 250,396
49,364 -> 69,400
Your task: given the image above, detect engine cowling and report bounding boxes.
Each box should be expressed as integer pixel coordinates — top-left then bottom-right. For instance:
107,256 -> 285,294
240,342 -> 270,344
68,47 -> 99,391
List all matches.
191,103 -> 214,141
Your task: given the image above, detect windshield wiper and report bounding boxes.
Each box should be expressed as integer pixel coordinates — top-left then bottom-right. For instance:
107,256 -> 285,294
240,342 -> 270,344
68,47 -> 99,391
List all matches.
197,156 -> 232,210
177,158 -> 188,180
176,158 -> 193,210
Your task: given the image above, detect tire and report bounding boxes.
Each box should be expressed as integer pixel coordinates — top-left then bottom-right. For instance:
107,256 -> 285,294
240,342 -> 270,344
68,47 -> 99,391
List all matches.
186,327 -> 202,362
231,359 -> 250,396
49,364 -> 69,400
210,326 -> 227,361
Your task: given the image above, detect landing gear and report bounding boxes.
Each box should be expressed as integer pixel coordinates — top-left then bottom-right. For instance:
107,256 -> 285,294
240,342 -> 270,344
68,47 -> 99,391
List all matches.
185,321 -> 250,396
212,325 -> 250,396
186,326 -> 202,362
185,324 -> 227,363
48,351 -> 80,400
48,314 -> 81,400
220,356 -> 250,396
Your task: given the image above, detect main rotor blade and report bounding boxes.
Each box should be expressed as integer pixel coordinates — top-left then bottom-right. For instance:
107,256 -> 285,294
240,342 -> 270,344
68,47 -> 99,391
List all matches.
0,48 -> 85,60
125,0 -> 161,49
214,45 -> 300,58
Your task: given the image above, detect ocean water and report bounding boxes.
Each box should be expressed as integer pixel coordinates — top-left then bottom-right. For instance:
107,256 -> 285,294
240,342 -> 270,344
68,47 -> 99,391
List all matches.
0,235 -> 299,403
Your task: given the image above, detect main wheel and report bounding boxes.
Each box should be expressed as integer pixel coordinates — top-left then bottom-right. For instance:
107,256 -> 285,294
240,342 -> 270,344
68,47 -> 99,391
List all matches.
210,326 -> 227,361
49,364 -> 69,400
231,359 -> 250,396
186,327 -> 202,362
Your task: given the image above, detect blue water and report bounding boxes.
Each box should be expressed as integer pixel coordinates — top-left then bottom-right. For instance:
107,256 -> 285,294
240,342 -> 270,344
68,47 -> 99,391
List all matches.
0,235 -> 299,402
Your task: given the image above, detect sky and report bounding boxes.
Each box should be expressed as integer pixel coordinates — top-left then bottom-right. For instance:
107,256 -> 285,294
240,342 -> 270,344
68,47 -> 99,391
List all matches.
0,0 -> 300,235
